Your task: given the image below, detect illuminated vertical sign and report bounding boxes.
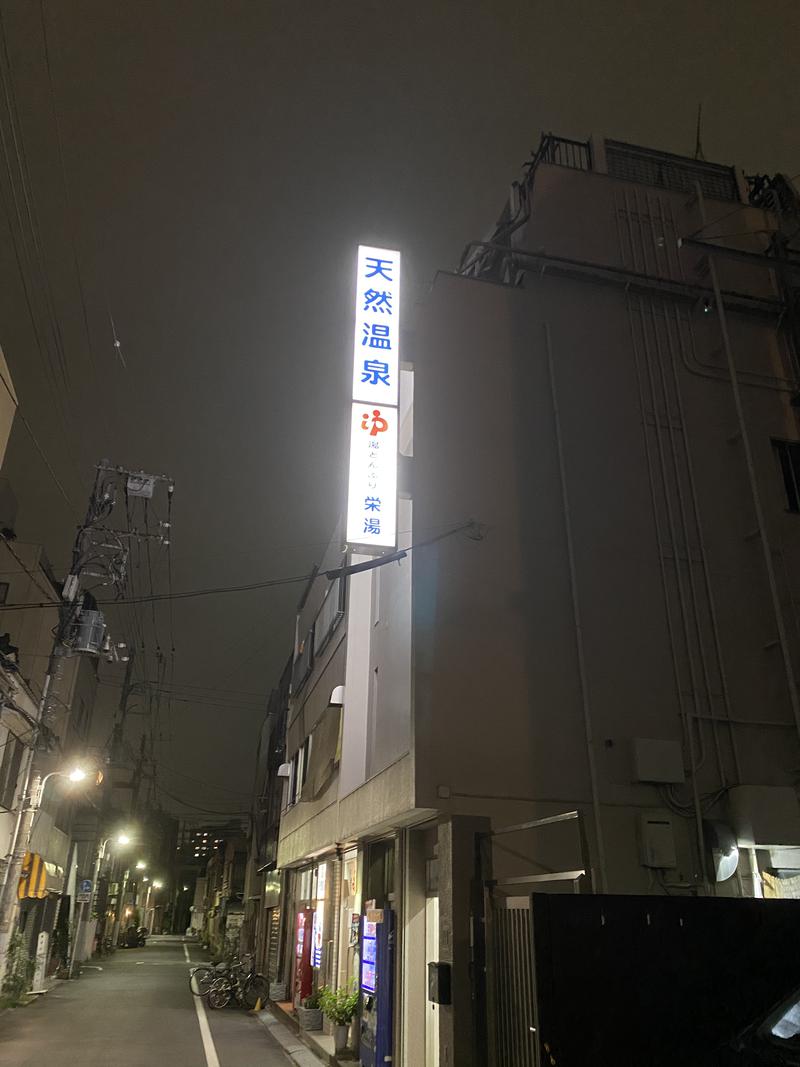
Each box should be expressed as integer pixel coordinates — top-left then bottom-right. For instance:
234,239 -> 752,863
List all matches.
346,245 -> 400,548
311,863 -> 327,968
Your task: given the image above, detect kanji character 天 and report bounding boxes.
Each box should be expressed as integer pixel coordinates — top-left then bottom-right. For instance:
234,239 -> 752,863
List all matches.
365,257 -> 393,281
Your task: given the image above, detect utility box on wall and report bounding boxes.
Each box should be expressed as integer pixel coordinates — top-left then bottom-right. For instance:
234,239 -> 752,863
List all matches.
632,738 -> 685,784
638,810 -> 677,869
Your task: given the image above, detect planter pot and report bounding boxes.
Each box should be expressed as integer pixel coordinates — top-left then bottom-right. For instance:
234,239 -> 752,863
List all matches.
297,1006 -> 323,1031
269,981 -> 287,1002
333,1023 -> 349,1054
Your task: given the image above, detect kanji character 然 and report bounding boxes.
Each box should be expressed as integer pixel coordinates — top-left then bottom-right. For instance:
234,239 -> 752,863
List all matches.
363,289 -> 393,314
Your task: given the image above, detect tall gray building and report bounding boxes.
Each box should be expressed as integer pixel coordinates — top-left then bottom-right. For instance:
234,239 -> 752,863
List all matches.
270,134 -> 800,1067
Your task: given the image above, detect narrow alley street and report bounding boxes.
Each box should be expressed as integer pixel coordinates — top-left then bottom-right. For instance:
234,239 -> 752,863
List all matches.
0,936 -> 292,1067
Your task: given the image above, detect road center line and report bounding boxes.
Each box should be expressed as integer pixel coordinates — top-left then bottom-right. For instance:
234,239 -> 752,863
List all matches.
185,942 -> 221,1067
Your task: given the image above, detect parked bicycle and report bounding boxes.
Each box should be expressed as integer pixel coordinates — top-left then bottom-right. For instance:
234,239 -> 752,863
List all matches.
189,958 -> 230,997
206,954 -> 268,1010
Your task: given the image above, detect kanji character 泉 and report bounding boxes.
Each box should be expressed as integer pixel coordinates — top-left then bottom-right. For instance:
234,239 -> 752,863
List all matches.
361,409 -> 388,436
363,289 -> 392,314
362,323 -> 391,350
365,257 -> 393,281
361,359 -> 390,387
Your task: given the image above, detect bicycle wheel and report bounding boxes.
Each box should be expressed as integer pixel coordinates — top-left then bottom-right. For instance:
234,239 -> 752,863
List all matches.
207,977 -> 232,1009
242,974 -> 269,1010
190,966 -> 215,997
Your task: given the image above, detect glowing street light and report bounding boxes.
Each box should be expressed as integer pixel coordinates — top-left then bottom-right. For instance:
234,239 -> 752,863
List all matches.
135,860 -> 147,870
67,767 -> 87,783
153,881 -> 163,890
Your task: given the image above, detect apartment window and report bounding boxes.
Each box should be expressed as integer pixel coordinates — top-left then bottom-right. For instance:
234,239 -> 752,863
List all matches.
0,582 -> 9,605
288,737 -> 312,807
773,439 -> 800,513
313,578 -> 345,657
291,627 -> 314,696
289,751 -> 301,806
0,731 -> 24,810
301,736 -> 311,790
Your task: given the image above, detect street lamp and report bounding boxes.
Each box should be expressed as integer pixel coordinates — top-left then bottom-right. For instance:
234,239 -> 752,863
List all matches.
135,861 -> 147,871
38,764 -> 93,800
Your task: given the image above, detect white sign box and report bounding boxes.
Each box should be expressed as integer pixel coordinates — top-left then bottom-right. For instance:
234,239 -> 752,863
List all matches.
351,245 -> 401,407
346,402 -> 398,548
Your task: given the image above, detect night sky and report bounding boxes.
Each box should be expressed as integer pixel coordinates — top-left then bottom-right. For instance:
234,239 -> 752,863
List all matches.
0,1 -> 797,814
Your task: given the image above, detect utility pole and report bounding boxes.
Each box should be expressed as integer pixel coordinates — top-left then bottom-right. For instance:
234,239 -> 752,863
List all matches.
0,461 -> 172,977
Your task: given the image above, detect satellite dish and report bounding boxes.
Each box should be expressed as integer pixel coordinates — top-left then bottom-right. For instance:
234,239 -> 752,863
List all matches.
703,819 -> 739,882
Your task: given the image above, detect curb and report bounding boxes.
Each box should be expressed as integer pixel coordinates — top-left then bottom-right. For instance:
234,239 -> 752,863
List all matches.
255,1007 -> 329,1067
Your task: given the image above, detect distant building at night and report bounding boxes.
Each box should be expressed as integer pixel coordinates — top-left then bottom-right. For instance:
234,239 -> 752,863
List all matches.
254,134 -> 800,1067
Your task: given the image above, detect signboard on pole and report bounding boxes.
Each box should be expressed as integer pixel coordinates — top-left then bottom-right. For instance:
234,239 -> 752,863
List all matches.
76,878 -> 92,904
346,245 -> 400,550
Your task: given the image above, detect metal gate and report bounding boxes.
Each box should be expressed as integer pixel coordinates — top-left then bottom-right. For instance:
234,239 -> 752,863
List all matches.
482,811 -> 591,1067
487,901 -> 537,1067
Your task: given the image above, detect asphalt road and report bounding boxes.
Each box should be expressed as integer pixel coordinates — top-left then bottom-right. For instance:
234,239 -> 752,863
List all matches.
0,935 -> 291,1067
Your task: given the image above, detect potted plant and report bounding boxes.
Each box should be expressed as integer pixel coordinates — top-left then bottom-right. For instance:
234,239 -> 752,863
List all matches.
297,989 -> 323,1030
319,984 -> 360,1055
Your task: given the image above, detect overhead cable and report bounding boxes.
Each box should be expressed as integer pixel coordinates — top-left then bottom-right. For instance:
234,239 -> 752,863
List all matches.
0,519 -> 484,612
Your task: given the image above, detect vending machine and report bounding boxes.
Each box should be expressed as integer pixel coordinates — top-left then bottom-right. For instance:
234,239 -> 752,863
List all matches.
293,907 -> 313,1005
359,908 -> 395,1066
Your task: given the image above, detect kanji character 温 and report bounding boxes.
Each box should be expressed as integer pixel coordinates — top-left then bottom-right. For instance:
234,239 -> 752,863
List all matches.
362,323 -> 391,350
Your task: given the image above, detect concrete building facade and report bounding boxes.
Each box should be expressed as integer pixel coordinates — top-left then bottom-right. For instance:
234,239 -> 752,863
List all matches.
267,134 -> 800,1066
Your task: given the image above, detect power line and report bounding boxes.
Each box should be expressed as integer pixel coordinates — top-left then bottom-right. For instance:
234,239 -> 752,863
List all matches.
0,570 -> 314,611
159,762 -> 252,797
0,351 -> 77,519
0,520 -> 483,612
687,170 -> 800,240
154,783 -> 249,817
38,0 -> 118,456
0,533 -> 59,605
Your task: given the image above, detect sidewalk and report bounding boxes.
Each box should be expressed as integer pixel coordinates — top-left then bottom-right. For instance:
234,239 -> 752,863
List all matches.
255,1002 -> 352,1067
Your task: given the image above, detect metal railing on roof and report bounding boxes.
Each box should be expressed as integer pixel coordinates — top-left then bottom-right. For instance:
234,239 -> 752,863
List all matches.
458,132 -> 592,278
